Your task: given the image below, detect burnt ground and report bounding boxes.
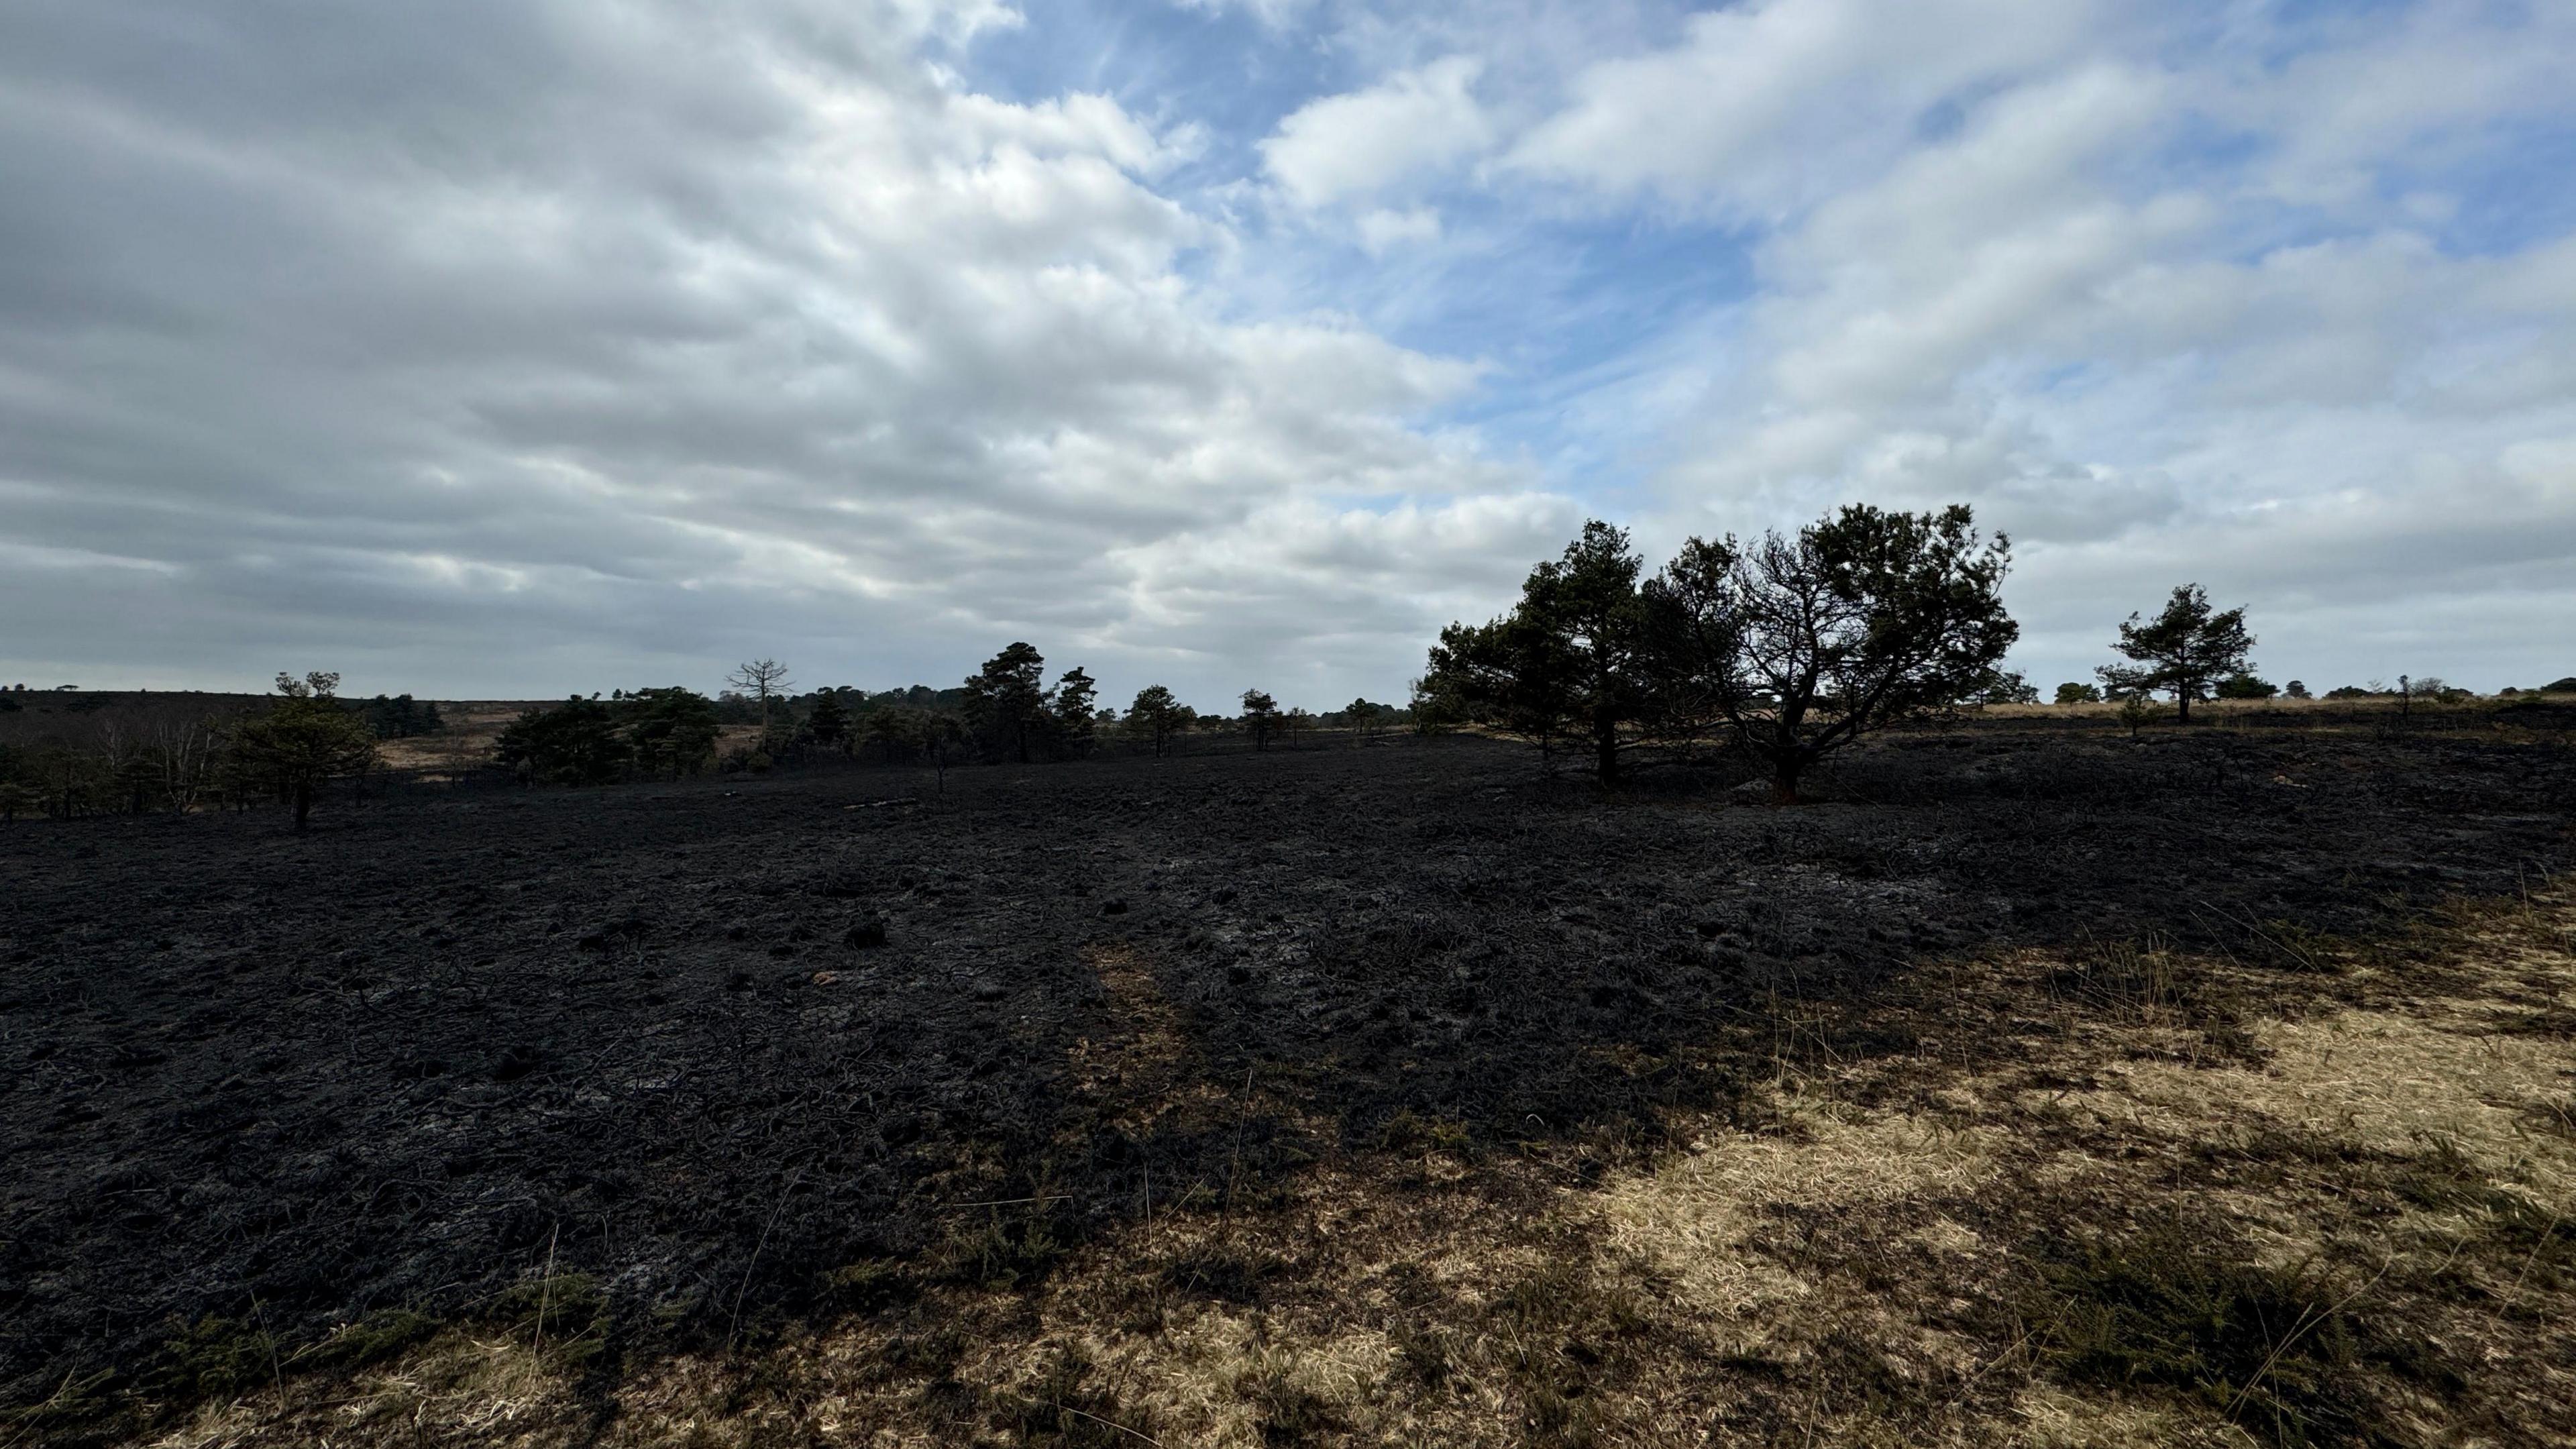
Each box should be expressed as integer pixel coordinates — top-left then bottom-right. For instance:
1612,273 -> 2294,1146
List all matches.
4,716 -> 2573,1428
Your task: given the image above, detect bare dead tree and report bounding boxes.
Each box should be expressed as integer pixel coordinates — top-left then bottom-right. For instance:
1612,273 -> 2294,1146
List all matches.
727,659 -> 795,731
154,716 -> 220,816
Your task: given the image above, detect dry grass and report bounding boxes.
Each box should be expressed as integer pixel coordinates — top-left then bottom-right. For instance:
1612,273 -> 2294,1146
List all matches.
370,706 -> 767,775
103,892 -> 2576,1448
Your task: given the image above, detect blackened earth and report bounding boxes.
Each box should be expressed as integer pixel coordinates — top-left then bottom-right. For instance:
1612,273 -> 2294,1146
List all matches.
5,719 -> 2573,1409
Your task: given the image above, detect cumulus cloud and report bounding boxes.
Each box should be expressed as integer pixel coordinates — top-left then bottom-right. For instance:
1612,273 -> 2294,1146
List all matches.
0,0 -> 1546,703
1479,1 -> 2576,690
1260,56 -> 1493,207
5,0 -> 2573,704
1507,0 -> 2106,216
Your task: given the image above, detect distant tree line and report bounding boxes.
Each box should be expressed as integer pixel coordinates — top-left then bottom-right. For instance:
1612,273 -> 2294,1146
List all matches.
2037,584 -> 2569,714
482,640 -> 1413,792
1411,506 -> 2565,798
9,570 -> 2562,822
0,672 -> 380,828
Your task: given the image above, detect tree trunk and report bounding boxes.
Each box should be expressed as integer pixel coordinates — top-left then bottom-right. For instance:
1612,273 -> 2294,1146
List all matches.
2176,690 -> 2191,724
1595,710 -> 1618,784
1770,754 -> 1803,806
292,782 -> 313,830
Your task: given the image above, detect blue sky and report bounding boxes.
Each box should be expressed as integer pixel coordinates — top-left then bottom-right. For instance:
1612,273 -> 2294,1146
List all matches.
2,0 -> 2572,705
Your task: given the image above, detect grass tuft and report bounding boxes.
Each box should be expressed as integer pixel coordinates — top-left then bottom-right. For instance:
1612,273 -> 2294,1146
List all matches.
2030,1220 -> 2430,1447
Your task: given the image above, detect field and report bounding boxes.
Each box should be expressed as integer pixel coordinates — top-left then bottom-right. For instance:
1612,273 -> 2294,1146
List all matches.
5,711 -> 2575,1446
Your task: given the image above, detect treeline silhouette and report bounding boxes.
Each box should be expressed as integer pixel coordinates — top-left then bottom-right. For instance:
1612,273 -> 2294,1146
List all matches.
1411,503 -> 2571,796
488,642 -> 1411,790
0,676 -> 419,825
7,500 -> 2565,822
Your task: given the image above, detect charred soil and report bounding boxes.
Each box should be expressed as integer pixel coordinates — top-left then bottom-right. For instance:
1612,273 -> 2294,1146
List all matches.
3,716 -> 2572,1439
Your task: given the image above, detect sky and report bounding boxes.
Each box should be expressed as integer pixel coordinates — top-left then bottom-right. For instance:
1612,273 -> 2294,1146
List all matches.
3,0 -> 2573,708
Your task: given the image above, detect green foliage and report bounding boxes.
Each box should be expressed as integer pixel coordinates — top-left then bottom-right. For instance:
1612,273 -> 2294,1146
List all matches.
804,692 -> 852,751
229,672 -> 380,827
154,1313 -> 280,1400
1340,696 -> 1399,737
1974,668 -> 2041,704
1421,519 -> 1657,780
1240,688 -> 1281,750
2324,685 -> 2371,700
2283,679 -> 2311,699
494,696 -> 630,785
2056,681 -> 2104,704
2402,676 -> 2471,704
962,641 -> 1049,763
1423,507 -> 2017,796
2098,585 -> 2255,722
487,1273 -> 608,1366
1127,684 -> 1191,757
2215,672 -> 2278,700
1419,610 -> 1579,745
2031,1222 -> 2424,1447
625,686 -> 721,777
362,693 -> 443,739
1051,667 -> 1099,756
863,705 -> 920,762
1655,503 -> 2019,800
294,1309 -> 438,1371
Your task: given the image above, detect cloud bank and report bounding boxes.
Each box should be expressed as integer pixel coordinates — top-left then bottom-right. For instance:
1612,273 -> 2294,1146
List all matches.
3,0 -> 2571,702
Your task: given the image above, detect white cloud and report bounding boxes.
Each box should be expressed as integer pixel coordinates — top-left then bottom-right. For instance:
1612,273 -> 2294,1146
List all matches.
0,0 -> 1540,704
1595,5 -> 2576,690
7,0 -> 2576,704
1167,0 -> 1320,25
1356,206 -> 1442,253
1507,0 -> 2105,215
1260,56 -> 1493,207
2211,0 -> 2576,209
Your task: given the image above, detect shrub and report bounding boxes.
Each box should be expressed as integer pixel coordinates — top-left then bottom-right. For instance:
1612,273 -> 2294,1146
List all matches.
624,687 -> 720,777
494,697 -> 630,785
2055,681 -> 2103,705
362,694 -> 444,739
1974,668 -> 2041,704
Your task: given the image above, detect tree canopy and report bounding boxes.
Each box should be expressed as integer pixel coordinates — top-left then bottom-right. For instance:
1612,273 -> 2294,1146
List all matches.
1420,520 -> 1662,780
1421,505 -> 2018,798
495,696 -> 631,786
1128,684 -> 1190,757
625,688 -> 722,776
1240,688 -> 1281,751
230,671 -> 380,828
961,642 -> 1051,763
2097,584 -> 2254,723
1655,504 -> 2017,801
